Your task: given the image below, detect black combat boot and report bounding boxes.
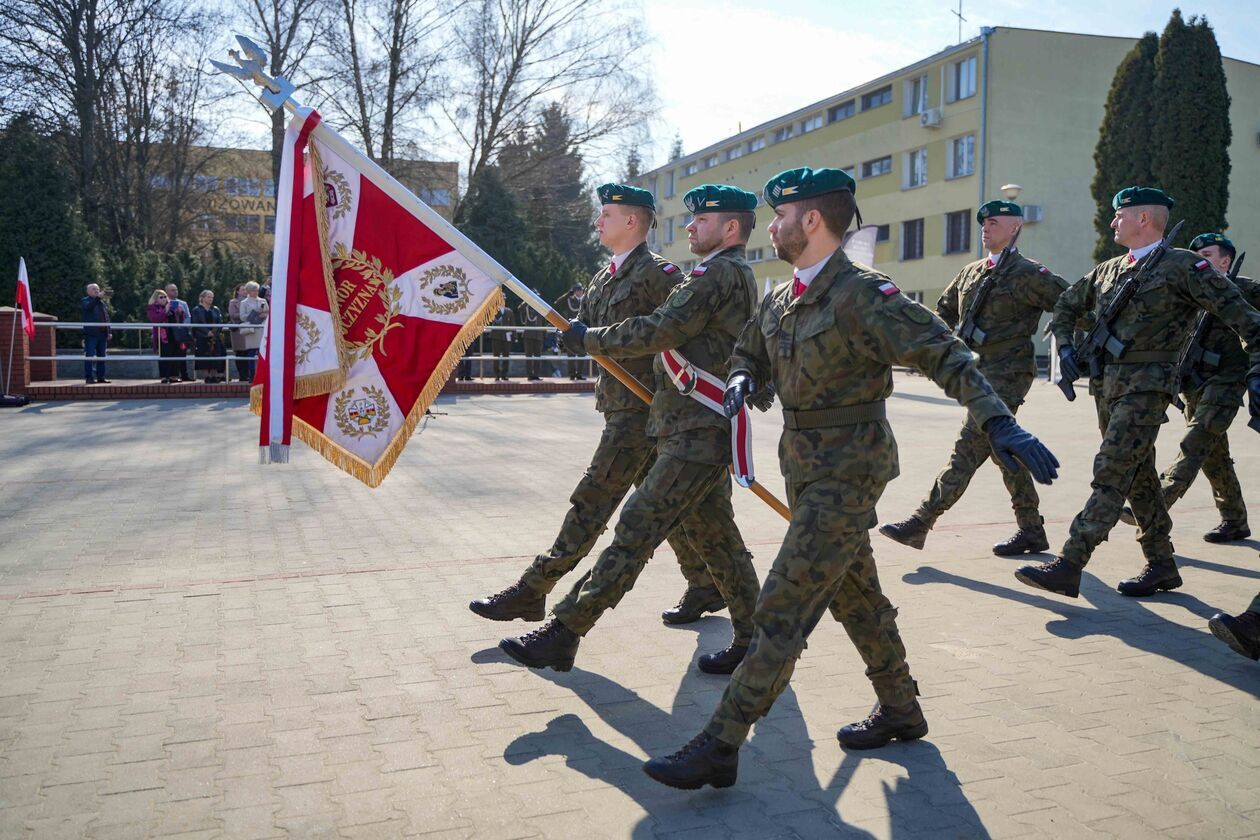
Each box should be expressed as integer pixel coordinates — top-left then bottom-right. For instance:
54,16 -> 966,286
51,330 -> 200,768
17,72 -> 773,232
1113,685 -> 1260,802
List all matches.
838,701 -> 929,750
1118,506 -> 1137,526
697,643 -> 748,675
661,585 -> 725,625
499,618 -> 580,671
878,515 -> 929,550
1208,610 -> 1260,660
642,731 -> 739,789
992,526 -> 1049,557
1116,563 -> 1182,597
1203,521 -> 1251,543
469,580 -> 545,622
1014,556 -> 1082,598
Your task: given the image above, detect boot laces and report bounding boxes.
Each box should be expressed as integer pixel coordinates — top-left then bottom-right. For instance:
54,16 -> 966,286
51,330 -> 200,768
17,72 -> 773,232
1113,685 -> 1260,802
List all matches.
491,580 -> 529,602
518,618 -> 561,644
668,732 -> 712,761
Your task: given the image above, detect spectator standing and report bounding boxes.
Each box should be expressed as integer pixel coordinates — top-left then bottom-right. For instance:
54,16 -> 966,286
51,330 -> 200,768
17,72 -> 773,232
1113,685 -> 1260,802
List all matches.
147,290 -> 183,383
191,290 -> 227,383
164,283 -> 193,381
81,283 -> 112,384
237,281 -> 268,381
227,284 -> 249,381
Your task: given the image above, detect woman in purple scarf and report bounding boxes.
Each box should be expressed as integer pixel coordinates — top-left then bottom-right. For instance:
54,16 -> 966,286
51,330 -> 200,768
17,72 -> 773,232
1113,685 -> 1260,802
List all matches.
147,289 -> 183,383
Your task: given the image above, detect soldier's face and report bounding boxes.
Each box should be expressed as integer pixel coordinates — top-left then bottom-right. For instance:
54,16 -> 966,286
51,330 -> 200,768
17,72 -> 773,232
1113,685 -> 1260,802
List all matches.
769,206 -> 807,264
1197,245 -> 1232,273
1110,208 -> 1141,247
595,204 -> 634,250
686,213 -> 725,255
981,217 -> 1019,252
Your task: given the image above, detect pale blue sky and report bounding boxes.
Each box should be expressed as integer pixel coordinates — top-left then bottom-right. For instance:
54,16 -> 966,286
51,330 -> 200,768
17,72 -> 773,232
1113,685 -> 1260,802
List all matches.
640,0 -> 1259,169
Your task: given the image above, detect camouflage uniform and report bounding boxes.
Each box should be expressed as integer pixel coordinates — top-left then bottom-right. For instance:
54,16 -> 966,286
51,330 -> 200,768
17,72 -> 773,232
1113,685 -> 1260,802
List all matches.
705,248 -> 1012,746
520,242 -> 714,596
551,245 -> 762,645
1051,250 -> 1260,574
1161,274 -> 1260,524
913,253 -> 1068,529
490,307 -> 515,379
555,289 -> 587,379
517,300 -> 547,379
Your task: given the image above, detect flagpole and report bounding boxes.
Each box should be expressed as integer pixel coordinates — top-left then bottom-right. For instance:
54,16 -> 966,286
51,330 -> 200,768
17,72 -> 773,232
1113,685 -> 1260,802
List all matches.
214,37 -> 790,521
3,303 -> 16,396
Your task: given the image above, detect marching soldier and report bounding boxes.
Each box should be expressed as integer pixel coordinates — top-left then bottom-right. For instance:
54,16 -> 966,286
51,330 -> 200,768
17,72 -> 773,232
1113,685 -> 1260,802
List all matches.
518,291 -> 547,381
1119,232 -> 1259,543
498,184 -> 765,677
469,184 -> 724,631
880,201 -> 1068,556
555,284 -> 587,380
642,168 -> 1060,790
1017,188 -> 1260,599
1209,594 -> 1260,661
490,304 -> 515,381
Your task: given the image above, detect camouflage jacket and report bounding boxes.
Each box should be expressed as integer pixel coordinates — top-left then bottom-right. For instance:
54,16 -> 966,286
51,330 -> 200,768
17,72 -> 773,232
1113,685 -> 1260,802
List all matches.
1052,248 -> 1260,401
936,251 -> 1068,377
584,245 -> 758,441
1184,274 -> 1260,406
580,241 -> 682,414
731,247 -> 1010,488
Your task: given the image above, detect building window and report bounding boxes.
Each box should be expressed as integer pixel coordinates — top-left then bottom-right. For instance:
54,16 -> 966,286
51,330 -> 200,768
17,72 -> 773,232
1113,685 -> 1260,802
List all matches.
726,145 -> 744,161
664,169 -> 675,198
801,114 -> 823,134
704,154 -> 719,169
945,210 -> 971,254
664,217 -> 675,245
903,75 -> 928,118
875,224 -> 890,242
684,162 -> 698,176
648,227 -> 657,247
904,290 -> 925,303
748,136 -> 766,152
903,147 -> 927,189
840,165 -> 855,178
946,55 -> 978,103
773,125 -> 794,143
902,218 -> 924,260
828,100 -> 855,123
264,215 -> 276,233
862,155 -> 892,179
264,178 -> 275,197
223,213 -> 258,233
946,134 -> 976,178
861,85 -> 892,111
747,247 -> 764,262
420,188 -> 451,206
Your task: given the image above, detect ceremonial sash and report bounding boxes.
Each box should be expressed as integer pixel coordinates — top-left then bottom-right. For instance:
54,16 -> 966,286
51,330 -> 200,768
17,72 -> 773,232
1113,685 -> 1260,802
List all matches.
659,349 -> 755,488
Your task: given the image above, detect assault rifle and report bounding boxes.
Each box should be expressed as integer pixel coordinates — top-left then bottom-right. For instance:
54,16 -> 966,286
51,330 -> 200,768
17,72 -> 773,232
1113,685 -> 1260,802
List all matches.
955,226 -> 1022,348
1057,220 -> 1184,402
1177,252 -> 1245,394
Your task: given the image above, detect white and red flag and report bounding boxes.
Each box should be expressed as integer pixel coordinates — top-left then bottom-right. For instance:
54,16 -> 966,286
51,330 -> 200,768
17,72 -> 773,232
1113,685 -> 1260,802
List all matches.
253,107 -> 503,486
15,258 -> 35,339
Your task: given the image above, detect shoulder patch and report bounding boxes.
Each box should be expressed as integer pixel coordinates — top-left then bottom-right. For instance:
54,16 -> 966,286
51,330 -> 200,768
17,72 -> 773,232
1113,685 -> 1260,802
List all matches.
1039,265 -> 1050,274
662,263 -> 678,274
877,280 -> 899,296
669,288 -> 694,308
902,302 -> 933,324
1194,259 -> 1211,271
690,265 -> 708,276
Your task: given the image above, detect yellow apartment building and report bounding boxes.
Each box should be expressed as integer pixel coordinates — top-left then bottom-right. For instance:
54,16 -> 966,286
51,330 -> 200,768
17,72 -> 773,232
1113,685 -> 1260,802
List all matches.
634,26 -> 1260,317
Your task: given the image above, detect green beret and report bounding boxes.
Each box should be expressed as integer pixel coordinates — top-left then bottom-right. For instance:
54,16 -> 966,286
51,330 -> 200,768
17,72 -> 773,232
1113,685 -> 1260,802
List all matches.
1112,186 -> 1175,209
1189,232 -> 1235,255
762,167 -> 856,208
597,183 -> 654,210
683,184 -> 758,214
977,200 -> 1022,223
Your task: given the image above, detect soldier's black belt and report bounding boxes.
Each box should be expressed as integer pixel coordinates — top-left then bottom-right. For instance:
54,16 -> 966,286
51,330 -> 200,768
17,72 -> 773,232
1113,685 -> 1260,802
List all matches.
1109,350 -> 1181,365
973,336 -> 1029,354
783,400 -> 887,430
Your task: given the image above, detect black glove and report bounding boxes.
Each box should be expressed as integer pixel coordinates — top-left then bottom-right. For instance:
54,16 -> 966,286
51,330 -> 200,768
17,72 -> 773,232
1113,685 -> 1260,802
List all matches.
1058,345 -> 1082,381
1249,375 -> 1260,419
561,320 -> 588,354
985,415 -> 1060,485
748,381 -> 776,412
723,373 -> 754,418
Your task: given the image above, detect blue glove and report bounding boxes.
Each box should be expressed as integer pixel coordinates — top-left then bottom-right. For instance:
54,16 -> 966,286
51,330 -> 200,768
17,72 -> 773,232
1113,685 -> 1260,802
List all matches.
1248,375 -> 1260,423
561,320 -> 588,354
985,415 -> 1060,485
1058,345 -> 1082,381
723,373 -> 754,418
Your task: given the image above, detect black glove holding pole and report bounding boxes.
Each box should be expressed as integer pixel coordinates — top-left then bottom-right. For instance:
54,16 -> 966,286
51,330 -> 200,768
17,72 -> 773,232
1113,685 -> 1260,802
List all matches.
561,320 -> 588,354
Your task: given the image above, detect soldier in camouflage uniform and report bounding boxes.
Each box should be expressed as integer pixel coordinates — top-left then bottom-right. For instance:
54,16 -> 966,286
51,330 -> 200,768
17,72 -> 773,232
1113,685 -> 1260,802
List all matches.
499,184 -> 764,676
1017,188 -> 1260,600
1120,232 -> 1258,543
489,305 -> 515,381
881,201 -> 1069,556
1209,593 -> 1260,661
469,184 -> 723,629
517,292 -> 547,380
642,168 -> 1060,790
555,284 -> 587,380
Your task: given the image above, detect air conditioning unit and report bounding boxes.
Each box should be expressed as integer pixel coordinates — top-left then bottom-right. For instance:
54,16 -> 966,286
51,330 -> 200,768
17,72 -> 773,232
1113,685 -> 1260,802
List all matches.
1024,205 -> 1045,223
920,108 -> 942,128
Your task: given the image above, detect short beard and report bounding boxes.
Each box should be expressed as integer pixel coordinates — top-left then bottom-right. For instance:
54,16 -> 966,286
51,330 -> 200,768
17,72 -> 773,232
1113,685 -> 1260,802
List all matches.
689,230 -> 722,256
773,216 -> 807,264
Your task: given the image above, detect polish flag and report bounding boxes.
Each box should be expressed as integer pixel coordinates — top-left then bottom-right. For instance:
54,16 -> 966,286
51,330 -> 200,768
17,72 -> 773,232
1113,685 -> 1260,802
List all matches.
15,258 -> 35,339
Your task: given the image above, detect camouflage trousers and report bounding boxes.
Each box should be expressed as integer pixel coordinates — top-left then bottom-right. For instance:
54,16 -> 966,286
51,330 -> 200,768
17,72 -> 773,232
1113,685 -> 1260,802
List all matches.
552,429 -> 759,645
914,369 -> 1042,530
1161,392 -> 1247,524
706,474 -> 916,747
519,410 -> 714,595
1060,391 -> 1173,570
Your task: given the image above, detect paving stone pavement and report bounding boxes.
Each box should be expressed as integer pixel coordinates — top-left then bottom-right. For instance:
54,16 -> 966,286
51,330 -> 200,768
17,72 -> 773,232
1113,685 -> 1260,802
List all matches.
0,373 -> 1257,839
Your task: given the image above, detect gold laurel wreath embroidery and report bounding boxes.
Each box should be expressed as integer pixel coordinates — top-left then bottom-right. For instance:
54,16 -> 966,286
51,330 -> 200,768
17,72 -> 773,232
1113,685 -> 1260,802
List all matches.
332,243 -> 403,363
418,264 -> 472,315
325,168 -> 353,222
333,385 -> 391,439
294,312 -> 321,367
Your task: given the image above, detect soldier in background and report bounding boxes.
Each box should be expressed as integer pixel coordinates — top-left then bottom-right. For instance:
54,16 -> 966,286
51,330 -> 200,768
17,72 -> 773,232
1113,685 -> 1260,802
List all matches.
642,167 -> 1060,790
1119,232 -> 1258,543
880,201 -> 1068,556
555,284 -> 587,380
490,304 -> 515,381
1017,188 -> 1260,600
518,291 -> 547,380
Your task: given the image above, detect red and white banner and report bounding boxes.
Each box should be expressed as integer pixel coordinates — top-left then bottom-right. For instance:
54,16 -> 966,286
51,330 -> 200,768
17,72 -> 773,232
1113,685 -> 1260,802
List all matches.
15,258 -> 34,339
659,348 -> 755,487
253,108 -> 503,486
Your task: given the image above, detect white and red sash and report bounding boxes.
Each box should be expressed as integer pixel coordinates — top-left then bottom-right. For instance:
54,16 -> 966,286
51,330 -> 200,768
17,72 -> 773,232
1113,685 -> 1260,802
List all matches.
659,348 -> 754,487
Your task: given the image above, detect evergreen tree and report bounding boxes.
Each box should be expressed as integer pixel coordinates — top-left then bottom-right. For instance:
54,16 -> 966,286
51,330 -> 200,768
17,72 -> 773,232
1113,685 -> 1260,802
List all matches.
1091,33 -> 1158,261
1151,10 -> 1230,245
625,147 -> 643,180
455,166 -> 530,288
0,114 -> 104,328
669,134 -> 683,162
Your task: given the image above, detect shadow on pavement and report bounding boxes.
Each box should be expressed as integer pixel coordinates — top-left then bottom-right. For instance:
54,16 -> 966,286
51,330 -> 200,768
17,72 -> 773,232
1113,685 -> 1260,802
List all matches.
902,565 -> 1260,698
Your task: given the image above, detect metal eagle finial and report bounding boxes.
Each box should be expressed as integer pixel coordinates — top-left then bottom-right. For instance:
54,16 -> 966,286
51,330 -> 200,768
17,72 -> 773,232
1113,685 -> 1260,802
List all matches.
209,35 -> 298,111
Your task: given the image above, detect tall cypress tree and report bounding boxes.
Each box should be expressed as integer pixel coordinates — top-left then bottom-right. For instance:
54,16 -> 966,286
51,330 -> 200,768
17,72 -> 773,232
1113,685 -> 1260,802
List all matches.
1091,33 -> 1158,261
1151,10 -> 1231,245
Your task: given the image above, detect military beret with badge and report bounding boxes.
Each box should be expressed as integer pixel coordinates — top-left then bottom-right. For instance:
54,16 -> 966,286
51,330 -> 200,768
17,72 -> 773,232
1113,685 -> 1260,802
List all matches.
597,183 -> 655,210
1112,186 -> 1175,209
1189,232 -> 1235,258
762,167 -> 857,208
977,200 -> 1022,223
683,184 -> 758,214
